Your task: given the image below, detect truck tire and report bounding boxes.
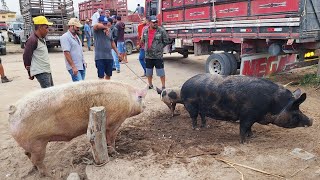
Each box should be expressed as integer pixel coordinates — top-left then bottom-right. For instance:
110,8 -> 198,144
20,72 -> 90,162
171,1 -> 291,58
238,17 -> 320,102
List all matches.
126,42 -> 133,55
20,41 -> 25,49
14,37 -> 20,44
183,51 -> 188,58
8,37 -> 11,42
205,53 -> 232,75
1,48 -> 6,55
223,52 -> 238,75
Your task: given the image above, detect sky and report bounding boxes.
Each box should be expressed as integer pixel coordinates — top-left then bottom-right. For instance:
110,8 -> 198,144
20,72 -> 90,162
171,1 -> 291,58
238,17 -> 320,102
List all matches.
6,0 -> 145,14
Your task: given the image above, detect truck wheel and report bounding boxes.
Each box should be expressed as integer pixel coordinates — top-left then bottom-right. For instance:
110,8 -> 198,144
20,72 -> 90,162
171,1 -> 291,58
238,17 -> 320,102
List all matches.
14,37 -> 20,44
126,42 -> 133,55
183,51 -> 188,58
8,37 -> 11,42
205,53 -> 232,75
1,48 -> 6,55
223,52 -> 238,75
20,41 -> 25,49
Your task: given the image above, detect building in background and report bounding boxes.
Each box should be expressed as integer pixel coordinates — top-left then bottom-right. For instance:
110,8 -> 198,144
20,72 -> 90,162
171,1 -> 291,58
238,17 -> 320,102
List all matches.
0,10 -> 16,23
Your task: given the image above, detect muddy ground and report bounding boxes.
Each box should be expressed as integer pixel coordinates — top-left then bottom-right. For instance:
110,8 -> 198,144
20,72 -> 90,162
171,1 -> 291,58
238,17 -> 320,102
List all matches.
0,43 -> 319,180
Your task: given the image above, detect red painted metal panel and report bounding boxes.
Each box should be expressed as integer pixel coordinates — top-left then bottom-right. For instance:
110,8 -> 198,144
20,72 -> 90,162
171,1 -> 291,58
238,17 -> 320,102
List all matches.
214,2 -> 248,18
163,9 -> 184,22
162,0 -> 172,9
251,0 -> 300,15
240,54 -> 296,77
197,0 -> 211,4
173,0 -> 184,7
185,0 -> 196,5
185,6 -> 211,21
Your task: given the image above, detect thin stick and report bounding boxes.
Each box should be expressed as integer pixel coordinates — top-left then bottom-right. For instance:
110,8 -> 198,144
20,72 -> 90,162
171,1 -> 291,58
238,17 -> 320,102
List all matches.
225,162 -> 245,180
215,158 -> 285,179
166,142 -> 173,155
290,166 -> 309,177
70,157 -> 75,169
176,152 -> 218,158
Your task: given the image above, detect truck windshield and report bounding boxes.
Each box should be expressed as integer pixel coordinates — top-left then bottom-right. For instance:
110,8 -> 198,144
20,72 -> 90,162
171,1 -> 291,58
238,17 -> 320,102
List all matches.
13,24 -> 23,30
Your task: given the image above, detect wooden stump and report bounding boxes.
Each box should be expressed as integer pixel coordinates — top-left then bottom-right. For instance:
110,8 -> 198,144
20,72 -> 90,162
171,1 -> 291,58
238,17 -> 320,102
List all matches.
87,106 -> 109,165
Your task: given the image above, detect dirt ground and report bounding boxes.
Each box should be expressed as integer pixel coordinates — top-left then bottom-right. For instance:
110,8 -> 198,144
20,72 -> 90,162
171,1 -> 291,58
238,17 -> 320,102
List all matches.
0,43 -> 319,180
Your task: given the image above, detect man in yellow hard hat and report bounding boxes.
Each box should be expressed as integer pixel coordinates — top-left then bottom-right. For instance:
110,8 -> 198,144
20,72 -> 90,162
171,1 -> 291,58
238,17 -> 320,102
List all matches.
23,16 -> 54,88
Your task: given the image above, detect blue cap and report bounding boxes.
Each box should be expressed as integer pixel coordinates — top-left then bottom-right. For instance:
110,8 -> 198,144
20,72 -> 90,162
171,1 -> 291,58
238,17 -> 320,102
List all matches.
150,15 -> 158,22
98,16 -> 108,24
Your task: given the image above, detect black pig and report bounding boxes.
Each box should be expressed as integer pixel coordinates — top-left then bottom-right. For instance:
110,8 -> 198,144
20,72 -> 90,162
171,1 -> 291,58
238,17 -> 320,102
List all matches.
180,74 -> 313,143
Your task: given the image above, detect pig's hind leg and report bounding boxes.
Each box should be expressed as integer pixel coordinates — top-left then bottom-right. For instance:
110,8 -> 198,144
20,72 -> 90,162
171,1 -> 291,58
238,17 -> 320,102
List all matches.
199,112 -> 210,128
239,118 -> 256,143
184,103 -> 199,130
27,141 -> 49,177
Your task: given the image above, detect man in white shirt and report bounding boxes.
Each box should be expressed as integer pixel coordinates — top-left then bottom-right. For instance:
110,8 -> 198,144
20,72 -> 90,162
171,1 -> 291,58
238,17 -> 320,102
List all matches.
91,8 -> 103,26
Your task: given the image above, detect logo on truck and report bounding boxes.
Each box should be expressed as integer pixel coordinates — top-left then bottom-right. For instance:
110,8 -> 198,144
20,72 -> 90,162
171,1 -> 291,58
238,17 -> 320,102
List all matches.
259,2 -> 286,8
219,8 -> 240,14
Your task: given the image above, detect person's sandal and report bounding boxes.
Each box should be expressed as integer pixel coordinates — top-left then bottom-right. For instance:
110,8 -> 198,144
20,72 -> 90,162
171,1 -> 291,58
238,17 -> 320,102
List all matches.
148,85 -> 154,89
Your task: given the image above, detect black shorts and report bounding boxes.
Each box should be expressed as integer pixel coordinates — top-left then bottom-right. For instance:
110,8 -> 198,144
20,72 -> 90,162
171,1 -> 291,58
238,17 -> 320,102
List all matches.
95,59 -> 114,78
145,58 -> 164,69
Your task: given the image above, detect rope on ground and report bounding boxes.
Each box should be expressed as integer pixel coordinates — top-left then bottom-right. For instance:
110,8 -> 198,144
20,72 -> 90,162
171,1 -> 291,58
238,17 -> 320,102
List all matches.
214,157 -> 286,179
123,63 -> 159,93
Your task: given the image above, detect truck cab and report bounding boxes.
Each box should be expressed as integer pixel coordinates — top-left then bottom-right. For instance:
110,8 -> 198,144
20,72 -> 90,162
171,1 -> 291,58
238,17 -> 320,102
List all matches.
7,22 -> 24,44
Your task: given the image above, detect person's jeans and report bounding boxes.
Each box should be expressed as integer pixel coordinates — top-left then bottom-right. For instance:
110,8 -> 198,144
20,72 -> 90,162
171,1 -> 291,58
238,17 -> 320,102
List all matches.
35,72 -> 54,88
86,35 -> 91,49
139,49 -> 146,75
68,67 -> 86,82
112,49 -> 120,70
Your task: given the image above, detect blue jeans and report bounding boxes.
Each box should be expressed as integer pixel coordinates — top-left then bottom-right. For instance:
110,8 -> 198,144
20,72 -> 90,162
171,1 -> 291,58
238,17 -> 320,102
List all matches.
86,35 -> 91,49
112,49 -> 120,70
139,49 -> 146,75
117,42 -> 125,53
35,73 -> 54,88
68,66 -> 86,82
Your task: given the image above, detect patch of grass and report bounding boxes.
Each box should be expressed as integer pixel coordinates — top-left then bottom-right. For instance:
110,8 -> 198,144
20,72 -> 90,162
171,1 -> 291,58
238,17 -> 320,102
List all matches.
300,73 -> 320,87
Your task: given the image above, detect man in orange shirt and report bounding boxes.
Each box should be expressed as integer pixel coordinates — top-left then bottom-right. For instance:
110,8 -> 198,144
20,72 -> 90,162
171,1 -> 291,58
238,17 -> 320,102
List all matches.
137,17 -> 148,77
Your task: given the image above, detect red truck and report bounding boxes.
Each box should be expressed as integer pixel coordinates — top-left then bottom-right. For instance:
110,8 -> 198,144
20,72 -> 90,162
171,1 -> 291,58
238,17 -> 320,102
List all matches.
144,0 -> 320,77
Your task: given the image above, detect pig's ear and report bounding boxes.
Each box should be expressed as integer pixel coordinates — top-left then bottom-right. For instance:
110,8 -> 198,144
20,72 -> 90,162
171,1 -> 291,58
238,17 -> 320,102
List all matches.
290,93 -> 307,110
292,88 -> 302,99
136,88 -> 148,98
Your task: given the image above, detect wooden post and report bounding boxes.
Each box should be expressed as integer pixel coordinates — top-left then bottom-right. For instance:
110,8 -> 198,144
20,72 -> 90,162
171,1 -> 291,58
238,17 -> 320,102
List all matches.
87,106 -> 109,165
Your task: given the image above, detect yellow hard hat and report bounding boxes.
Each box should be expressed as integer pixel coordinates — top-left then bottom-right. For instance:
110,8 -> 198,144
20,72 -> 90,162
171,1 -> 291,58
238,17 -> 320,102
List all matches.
33,16 -> 53,25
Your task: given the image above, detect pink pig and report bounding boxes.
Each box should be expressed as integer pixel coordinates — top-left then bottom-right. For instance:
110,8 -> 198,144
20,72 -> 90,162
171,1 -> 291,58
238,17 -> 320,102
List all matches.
8,80 -> 148,176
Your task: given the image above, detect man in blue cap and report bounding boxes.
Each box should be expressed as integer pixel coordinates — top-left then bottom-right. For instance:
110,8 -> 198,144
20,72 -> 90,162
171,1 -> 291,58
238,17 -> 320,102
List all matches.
93,16 -> 121,80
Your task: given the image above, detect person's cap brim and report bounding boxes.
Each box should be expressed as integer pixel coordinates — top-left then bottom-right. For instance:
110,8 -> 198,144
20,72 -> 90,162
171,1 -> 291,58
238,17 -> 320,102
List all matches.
151,20 -> 158,22
45,22 -> 53,25
75,23 -> 83,28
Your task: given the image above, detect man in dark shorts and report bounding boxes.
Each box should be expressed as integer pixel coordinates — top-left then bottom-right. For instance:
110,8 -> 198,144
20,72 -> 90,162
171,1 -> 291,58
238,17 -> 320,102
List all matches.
93,16 -> 121,80
141,16 -> 171,90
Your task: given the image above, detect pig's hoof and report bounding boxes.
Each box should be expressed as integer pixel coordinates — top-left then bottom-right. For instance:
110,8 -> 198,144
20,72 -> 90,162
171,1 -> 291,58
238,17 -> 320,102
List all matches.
39,170 -> 51,178
201,124 -> 210,129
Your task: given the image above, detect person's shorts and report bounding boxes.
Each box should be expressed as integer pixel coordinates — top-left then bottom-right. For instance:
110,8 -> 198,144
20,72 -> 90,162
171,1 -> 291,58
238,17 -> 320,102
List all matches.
95,59 -> 114,78
145,58 -> 165,77
117,42 -> 126,54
